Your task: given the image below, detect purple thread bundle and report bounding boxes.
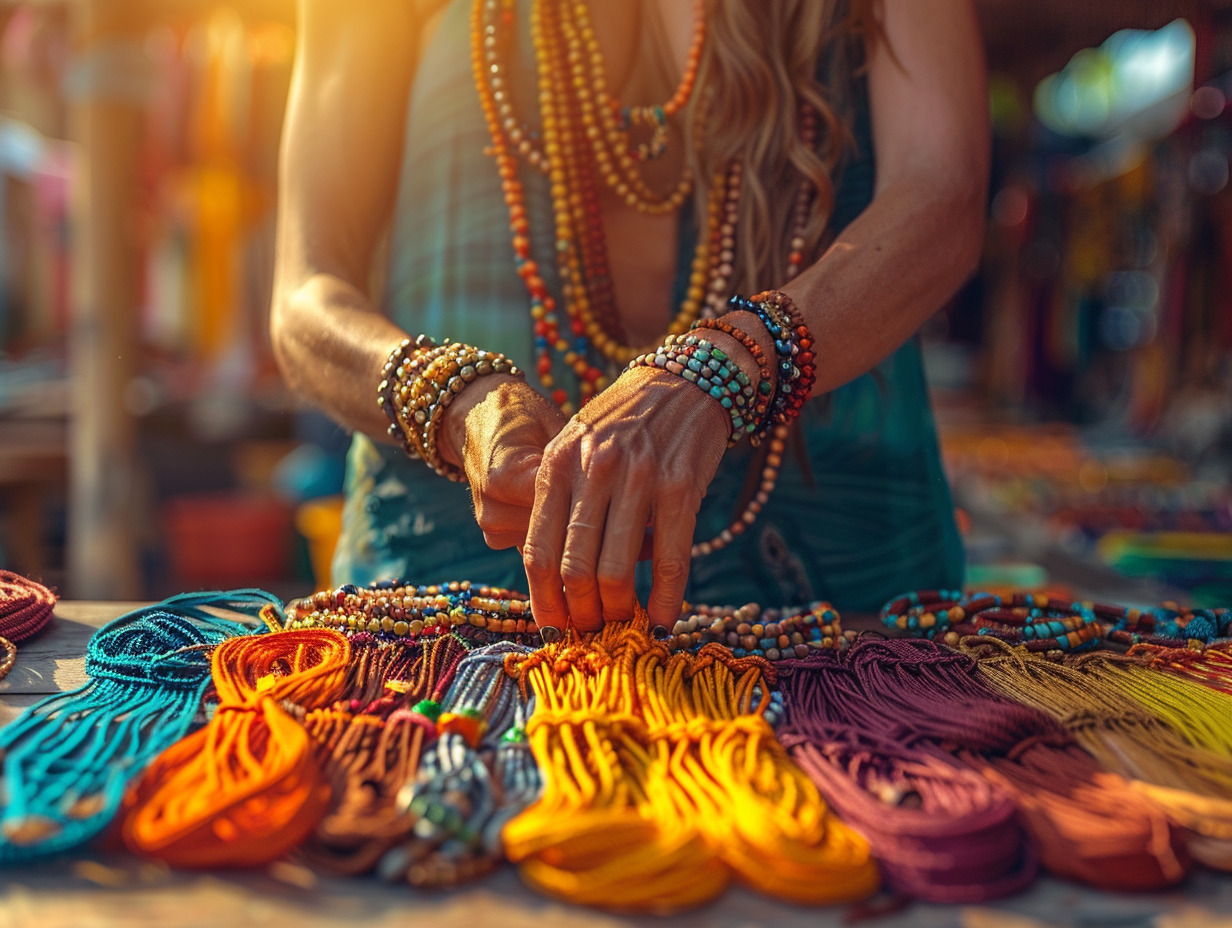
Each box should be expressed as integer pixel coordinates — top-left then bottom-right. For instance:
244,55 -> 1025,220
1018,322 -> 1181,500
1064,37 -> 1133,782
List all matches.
779,637 -> 1189,893
778,651 -> 1035,902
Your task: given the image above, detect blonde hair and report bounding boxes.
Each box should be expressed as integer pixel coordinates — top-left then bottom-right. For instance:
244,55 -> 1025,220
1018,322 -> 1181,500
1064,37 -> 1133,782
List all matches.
693,0 -> 872,291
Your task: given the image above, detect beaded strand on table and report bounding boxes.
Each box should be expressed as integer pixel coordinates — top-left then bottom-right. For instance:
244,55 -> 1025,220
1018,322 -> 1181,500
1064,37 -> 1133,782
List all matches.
0,570 -> 56,681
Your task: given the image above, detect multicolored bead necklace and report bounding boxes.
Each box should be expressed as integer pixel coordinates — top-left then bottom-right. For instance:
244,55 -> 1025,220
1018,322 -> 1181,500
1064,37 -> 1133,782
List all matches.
471,0 -> 822,555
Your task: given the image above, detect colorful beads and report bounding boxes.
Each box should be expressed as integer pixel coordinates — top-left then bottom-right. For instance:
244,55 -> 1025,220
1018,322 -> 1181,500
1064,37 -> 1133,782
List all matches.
379,338 -> 523,481
670,600 -> 852,660
626,335 -> 757,445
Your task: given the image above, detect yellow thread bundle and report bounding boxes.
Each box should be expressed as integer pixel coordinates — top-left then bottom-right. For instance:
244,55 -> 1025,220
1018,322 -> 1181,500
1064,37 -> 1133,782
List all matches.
502,611 -> 876,912
964,637 -> 1232,871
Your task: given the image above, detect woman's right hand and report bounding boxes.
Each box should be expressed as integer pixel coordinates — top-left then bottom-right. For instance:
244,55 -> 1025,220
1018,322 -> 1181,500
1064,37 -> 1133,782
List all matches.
437,376 -> 570,551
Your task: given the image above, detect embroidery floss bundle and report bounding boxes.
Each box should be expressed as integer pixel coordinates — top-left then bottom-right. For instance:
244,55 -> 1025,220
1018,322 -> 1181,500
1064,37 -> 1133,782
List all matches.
298,632 -> 470,875
0,570 -> 56,681
502,615 -> 877,912
782,638 -> 1187,890
122,629 -> 351,868
965,636 -> 1232,871
0,590 -> 275,861
778,652 -> 1036,901
377,641 -> 541,887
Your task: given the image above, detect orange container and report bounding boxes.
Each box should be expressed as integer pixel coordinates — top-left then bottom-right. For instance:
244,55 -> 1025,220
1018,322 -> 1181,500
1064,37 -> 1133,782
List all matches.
163,493 -> 294,587
295,496 -> 344,590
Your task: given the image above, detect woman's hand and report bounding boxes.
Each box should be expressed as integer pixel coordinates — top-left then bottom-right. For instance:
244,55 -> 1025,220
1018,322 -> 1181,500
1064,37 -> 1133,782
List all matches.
438,376 -> 570,551
523,368 -> 731,634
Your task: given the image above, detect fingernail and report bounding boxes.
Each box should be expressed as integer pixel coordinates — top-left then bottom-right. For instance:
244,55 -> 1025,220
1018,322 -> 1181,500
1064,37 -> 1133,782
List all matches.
539,626 -> 561,644
651,625 -> 670,641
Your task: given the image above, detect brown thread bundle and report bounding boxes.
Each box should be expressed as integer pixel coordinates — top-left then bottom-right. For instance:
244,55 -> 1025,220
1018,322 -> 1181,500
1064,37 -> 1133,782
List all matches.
297,633 -> 469,875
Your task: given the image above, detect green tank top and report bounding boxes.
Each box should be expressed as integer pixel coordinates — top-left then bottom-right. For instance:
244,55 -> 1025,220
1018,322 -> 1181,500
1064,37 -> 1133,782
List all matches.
334,0 -> 964,611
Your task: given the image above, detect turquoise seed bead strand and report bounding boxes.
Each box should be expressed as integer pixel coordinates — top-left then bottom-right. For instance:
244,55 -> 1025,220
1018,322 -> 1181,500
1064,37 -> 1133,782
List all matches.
626,335 -> 756,446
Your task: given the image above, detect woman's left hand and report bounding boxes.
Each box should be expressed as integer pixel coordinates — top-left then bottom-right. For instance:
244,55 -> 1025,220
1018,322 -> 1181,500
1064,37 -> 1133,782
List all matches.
523,367 -> 731,634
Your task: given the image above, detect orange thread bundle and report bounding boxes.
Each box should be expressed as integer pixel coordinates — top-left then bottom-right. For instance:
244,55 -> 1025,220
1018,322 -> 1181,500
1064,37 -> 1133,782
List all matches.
502,611 -> 876,912
122,629 -> 351,867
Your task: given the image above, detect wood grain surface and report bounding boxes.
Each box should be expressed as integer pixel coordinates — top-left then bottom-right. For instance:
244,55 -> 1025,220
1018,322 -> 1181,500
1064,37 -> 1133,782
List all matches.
2,602 -> 1232,928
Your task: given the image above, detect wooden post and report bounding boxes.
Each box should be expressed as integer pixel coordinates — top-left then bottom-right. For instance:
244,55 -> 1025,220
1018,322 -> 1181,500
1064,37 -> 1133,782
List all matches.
66,0 -> 148,598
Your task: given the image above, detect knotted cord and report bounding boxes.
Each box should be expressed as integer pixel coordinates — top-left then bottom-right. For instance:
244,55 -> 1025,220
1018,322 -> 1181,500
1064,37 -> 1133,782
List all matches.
122,628 -> 351,867
0,590 -> 274,860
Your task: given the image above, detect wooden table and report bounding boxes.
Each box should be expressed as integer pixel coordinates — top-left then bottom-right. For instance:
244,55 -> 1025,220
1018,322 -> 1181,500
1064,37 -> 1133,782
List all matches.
3,602 -> 1232,928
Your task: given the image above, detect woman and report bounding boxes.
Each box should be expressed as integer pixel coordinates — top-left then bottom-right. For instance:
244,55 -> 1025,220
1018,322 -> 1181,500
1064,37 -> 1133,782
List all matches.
271,0 -> 988,635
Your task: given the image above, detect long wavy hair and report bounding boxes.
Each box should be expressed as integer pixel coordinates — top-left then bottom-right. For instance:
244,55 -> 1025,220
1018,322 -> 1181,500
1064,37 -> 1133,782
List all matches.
691,0 -> 873,291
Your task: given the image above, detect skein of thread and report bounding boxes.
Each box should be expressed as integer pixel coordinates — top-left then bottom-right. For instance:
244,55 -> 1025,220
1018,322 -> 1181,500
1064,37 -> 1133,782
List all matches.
0,590 -> 275,861
122,629 -> 351,867
644,645 -> 879,906
0,570 -> 57,681
300,632 -> 469,874
503,623 -> 731,913
781,638 -> 1187,890
964,636 -> 1232,871
778,653 -> 1034,901
377,640 -> 541,887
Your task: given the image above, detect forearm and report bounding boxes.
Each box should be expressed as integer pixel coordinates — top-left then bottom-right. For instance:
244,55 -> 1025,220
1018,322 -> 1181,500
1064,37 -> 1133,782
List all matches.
782,172 -> 984,398
271,274 -> 407,439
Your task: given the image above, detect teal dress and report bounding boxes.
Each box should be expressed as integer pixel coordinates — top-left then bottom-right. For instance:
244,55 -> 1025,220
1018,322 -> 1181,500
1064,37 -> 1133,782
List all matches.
333,0 -> 964,612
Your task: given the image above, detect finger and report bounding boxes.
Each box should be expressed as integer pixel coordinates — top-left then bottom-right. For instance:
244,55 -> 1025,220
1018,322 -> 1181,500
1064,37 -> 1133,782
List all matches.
637,527 -> 654,562
560,495 -> 611,633
645,490 -> 698,629
523,455 -> 572,635
596,480 -> 653,625
473,498 -> 533,550
481,446 -> 542,506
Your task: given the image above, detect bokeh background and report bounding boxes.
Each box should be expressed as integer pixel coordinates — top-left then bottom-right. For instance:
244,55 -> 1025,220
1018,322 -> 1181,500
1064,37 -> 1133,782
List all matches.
0,0 -> 1229,604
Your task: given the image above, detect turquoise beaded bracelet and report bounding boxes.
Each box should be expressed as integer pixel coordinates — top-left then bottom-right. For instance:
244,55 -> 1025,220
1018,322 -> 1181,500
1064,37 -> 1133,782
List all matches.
626,335 -> 756,445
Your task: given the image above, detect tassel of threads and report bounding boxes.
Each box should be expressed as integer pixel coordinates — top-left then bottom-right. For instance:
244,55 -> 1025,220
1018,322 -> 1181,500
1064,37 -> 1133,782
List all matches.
122,629 -> 351,867
1128,642 -> 1232,697
298,632 -> 470,874
0,570 -> 56,681
964,636 -> 1232,872
377,641 -> 542,886
782,638 -> 1187,891
0,590 -> 276,860
502,612 -> 876,912
778,651 -> 1036,901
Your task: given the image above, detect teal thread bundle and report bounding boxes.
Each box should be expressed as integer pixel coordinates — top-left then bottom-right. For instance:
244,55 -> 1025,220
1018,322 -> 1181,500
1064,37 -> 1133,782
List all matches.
0,590 -> 277,861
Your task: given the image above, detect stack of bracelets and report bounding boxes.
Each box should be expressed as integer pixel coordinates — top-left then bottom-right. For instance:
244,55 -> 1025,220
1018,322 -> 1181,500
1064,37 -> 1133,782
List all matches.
282,580 -> 852,663
378,289 -> 816,554
379,334 -> 523,482
880,590 -> 1104,654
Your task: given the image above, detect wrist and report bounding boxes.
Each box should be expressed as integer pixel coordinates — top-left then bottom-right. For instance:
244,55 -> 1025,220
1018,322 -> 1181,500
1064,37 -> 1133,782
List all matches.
436,373 -> 525,470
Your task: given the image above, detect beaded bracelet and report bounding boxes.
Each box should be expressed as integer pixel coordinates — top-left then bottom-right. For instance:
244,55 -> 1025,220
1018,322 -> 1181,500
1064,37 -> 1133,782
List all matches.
724,290 -> 816,444
689,316 -> 775,430
380,338 -> 523,482
626,335 -> 755,446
